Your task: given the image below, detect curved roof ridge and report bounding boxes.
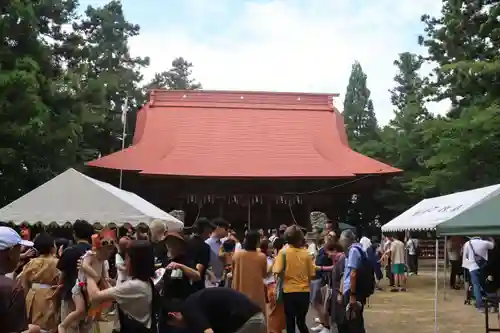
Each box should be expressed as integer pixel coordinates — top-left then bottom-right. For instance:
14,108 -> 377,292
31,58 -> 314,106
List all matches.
149,89 -> 338,110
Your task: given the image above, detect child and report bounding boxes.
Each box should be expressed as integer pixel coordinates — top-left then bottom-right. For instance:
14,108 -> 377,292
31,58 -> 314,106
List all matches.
58,229 -> 115,333
219,238 -> 236,287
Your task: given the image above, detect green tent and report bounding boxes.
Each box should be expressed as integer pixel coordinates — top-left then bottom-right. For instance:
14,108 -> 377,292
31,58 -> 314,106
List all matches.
436,195 -> 500,236
339,222 -> 356,232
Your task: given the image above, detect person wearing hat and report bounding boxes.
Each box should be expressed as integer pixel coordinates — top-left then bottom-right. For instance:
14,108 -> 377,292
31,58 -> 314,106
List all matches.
160,232 -> 200,332
161,232 -> 200,297
0,226 -> 40,333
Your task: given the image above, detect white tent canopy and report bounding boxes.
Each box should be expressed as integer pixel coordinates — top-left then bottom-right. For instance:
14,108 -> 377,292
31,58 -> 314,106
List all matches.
381,183 -> 500,232
0,168 -> 183,230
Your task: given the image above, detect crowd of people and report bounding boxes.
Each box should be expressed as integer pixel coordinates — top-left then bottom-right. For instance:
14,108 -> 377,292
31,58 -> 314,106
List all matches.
0,217 -> 413,333
447,236 -> 500,312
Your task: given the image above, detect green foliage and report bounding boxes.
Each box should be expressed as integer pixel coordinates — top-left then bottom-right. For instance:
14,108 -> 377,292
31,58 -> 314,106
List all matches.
419,0 -> 500,116
0,0 -> 201,207
350,0 -> 500,226
3,0 -> 500,231
145,57 -> 202,91
343,61 -> 378,144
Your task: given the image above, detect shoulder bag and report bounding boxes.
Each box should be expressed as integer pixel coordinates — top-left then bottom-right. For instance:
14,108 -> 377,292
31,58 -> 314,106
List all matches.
274,250 -> 286,303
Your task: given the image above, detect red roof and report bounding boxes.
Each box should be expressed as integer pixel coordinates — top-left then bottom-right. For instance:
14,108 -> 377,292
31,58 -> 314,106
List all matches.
87,90 -> 401,178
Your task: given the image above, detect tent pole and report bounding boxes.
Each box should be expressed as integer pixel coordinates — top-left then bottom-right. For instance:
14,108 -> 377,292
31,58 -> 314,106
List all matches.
434,238 -> 439,333
443,236 -> 447,300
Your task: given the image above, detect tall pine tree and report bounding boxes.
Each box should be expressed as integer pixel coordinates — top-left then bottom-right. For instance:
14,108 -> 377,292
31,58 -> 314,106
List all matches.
145,57 -> 202,91
420,0 -> 500,117
389,52 -> 431,131
376,52 -> 434,214
343,61 -> 378,145
75,0 -> 150,154
417,0 -> 500,194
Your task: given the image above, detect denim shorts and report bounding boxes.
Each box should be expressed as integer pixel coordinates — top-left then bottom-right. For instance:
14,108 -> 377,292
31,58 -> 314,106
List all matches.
310,279 -> 323,304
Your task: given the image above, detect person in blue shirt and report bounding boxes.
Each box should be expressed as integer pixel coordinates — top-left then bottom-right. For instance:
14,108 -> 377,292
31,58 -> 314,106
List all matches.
338,230 -> 366,333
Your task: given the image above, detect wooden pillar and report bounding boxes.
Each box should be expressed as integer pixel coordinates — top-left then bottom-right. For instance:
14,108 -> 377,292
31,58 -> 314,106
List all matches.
266,199 -> 272,226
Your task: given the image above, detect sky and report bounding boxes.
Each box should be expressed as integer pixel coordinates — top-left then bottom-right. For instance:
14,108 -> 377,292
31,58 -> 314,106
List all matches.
80,0 -> 449,125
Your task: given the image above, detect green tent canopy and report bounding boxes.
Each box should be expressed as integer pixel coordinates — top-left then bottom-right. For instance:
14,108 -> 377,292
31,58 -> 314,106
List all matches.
339,222 -> 356,232
436,195 -> 500,236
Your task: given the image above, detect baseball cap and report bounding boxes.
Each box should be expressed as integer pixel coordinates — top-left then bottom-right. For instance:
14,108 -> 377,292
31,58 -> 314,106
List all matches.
0,227 -> 34,250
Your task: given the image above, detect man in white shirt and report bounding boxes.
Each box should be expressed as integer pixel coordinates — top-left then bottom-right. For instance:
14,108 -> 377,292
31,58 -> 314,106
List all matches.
462,237 -> 495,310
406,236 -> 419,275
382,236 -> 407,291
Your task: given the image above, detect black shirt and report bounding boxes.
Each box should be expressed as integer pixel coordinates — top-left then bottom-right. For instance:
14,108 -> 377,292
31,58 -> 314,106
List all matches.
188,235 -> 211,291
56,242 -> 92,300
153,239 -> 169,267
181,288 -> 261,333
314,247 -> 332,280
162,254 -> 196,300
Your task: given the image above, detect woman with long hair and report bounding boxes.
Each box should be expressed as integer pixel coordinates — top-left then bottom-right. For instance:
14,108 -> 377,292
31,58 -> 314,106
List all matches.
231,230 -> 267,312
80,240 -> 159,333
273,226 -> 315,333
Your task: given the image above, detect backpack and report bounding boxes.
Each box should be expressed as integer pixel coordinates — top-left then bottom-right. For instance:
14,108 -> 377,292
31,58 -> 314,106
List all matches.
352,245 -> 375,299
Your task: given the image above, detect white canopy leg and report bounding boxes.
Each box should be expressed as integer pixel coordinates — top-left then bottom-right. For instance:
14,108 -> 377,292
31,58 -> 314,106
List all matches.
434,238 -> 439,333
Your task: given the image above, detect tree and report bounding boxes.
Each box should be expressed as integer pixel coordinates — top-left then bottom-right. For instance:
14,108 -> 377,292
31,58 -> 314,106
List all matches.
370,53 -> 435,216
389,53 -> 431,130
415,0 -> 500,196
343,61 -> 378,144
0,0 -> 108,206
145,57 -> 202,91
74,0 -> 150,154
420,0 -> 500,117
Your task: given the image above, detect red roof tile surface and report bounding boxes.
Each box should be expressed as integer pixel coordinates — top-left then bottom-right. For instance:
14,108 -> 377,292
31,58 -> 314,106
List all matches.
87,90 -> 401,178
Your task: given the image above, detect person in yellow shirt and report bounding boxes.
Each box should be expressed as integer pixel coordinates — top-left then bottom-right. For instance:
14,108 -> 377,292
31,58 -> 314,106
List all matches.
273,226 -> 315,333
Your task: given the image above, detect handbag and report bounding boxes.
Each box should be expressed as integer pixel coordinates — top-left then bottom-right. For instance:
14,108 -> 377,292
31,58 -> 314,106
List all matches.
469,241 -> 488,270
274,250 -> 286,303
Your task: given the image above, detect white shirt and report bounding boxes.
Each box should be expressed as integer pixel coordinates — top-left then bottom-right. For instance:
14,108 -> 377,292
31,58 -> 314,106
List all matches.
462,238 -> 495,271
108,279 -> 153,327
307,242 -> 318,257
115,253 -> 128,284
406,238 -> 419,256
263,257 -> 275,285
390,239 -> 406,264
383,239 -> 392,250
446,238 -> 459,261
360,237 -> 372,251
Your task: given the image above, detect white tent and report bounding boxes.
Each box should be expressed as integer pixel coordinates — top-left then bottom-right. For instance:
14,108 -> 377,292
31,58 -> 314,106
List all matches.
0,168 -> 183,230
381,183 -> 500,232
381,183 -> 500,333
